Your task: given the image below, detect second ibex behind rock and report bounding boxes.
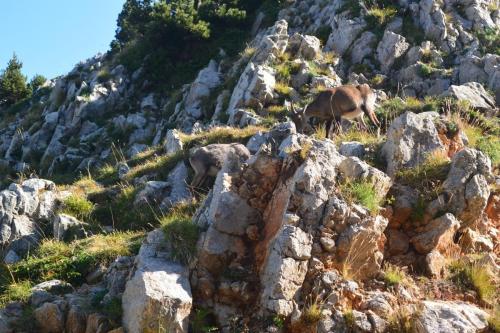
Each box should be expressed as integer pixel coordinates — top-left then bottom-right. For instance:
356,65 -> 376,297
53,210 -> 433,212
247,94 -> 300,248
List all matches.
290,84 -> 381,138
189,143 -> 251,188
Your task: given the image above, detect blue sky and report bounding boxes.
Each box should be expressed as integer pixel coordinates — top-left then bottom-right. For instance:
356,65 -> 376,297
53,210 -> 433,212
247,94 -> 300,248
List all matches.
0,0 -> 124,80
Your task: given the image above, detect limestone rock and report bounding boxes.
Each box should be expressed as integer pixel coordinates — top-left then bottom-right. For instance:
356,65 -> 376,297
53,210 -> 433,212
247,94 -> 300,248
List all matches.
410,213 -> 460,254
339,141 -> 365,159
288,33 -> 321,60
336,215 -> 389,279
425,249 -> 446,277
326,16 -> 366,56
122,229 -> 192,333
351,31 -> 377,64
227,64 -> 276,123
415,301 -> 489,333
161,162 -> 193,209
443,82 -> 496,109
459,56 -> 488,85
338,157 -> 392,199
184,60 -> 221,119
164,129 -> 183,155
386,229 -> 409,256
376,31 -> 410,73
34,302 -> 65,333
382,112 -> 445,177
260,226 -> 311,316
0,178 -> 58,262
53,214 -> 88,241
438,148 -> 492,225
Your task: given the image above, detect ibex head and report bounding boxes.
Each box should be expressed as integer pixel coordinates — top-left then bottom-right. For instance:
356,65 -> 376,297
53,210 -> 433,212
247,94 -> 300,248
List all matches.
289,102 -> 307,133
357,84 -> 381,127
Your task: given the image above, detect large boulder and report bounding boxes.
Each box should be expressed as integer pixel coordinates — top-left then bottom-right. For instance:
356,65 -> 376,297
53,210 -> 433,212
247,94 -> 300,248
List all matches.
458,0 -> 496,30
443,82 -> 496,109
52,214 -> 88,242
415,301 -> 489,333
382,112 -> 445,177
184,60 -> 221,119
287,33 -> 321,60
260,225 -> 312,316
431,148 -> 492,225
350,31 -> 377,64
122,229 -> 192,333
410,213 -> 460,254
227,64 -> 276,123
376,30 -> 410,73
0,179 -> 58,262
417,0 -> 447,43
164,129 -> 183,155
336,214 -> 389,280
458,57 -> 488,85
326,16 -> 366,56
34,302 -> 66,333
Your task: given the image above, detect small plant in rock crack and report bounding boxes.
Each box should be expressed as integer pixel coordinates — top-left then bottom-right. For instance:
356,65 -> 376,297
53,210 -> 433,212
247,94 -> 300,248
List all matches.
291,293 -> 326,332
383,264 -> 409,287
338,178 -> 383,215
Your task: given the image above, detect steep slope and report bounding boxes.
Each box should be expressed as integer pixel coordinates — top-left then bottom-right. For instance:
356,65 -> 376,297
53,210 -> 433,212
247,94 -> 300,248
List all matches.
0,0 -> 499,332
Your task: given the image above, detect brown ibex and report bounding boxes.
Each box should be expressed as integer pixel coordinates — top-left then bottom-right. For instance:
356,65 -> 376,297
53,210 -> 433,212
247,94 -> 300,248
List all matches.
290,84 -> 380,138
189,143 -> 250,188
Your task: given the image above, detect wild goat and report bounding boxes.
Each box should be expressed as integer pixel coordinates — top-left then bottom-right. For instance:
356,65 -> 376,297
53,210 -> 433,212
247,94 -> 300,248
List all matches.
189,143 -> 250,188
290,84 -> 380,138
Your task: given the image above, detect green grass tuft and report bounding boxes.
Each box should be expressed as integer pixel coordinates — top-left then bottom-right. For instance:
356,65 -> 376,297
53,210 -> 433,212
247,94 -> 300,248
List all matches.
2,232 -> 143,287
124,151 -> 184,181
160,203 -> 200,265
339,179 -> 384,214
60,195 -> 95,221
384,265 -> 407,287
366,6 -> 398,26
396,151 -> 450,199
449,260 -> 497,303
489,306 -> 500,332
0,280 -> 32,307
274,81 -> 292,97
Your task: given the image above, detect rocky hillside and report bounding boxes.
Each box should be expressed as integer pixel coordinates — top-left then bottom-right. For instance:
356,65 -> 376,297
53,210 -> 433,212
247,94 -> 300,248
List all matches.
0,0 -> 499,332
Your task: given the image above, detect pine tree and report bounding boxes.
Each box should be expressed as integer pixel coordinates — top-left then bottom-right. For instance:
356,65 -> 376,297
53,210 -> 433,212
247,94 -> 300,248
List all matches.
0,54 -> 31,107
29,74 -> 48,93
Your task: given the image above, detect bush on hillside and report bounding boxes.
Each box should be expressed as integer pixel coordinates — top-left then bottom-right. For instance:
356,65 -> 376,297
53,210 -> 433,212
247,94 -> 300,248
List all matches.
0,54 -> 31,107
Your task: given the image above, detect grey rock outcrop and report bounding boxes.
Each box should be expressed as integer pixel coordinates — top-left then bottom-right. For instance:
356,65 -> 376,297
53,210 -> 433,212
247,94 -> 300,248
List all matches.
52,214 -> 88,242
376,31 -> 410,73
122,229 -> 192,333
430,148 -> 492,226
382,112 -> 445,177
443,82 -> 496,109
0,179 -> 58,262
415,301 -> 489,333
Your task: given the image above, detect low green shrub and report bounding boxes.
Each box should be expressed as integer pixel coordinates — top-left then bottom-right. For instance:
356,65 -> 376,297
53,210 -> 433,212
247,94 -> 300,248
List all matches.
60,195 -> 95,221
384,265 -> 407,287
339,178 -> 383,214
0,280 -> 32,307
476,27 -> 500,55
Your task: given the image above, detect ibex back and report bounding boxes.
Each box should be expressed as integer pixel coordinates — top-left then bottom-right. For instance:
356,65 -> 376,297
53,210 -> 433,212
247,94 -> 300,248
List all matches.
290,84 -> 380,138
189,143 -> 250,188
